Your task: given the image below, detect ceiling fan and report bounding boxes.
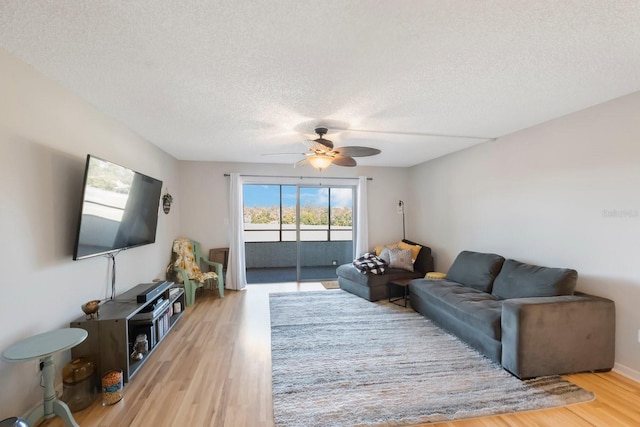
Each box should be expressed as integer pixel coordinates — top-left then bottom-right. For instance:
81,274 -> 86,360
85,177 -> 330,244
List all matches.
293,127 -> 381,171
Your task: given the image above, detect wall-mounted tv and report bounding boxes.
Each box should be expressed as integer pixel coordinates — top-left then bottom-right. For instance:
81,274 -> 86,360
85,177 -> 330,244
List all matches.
73,155 -> 163,260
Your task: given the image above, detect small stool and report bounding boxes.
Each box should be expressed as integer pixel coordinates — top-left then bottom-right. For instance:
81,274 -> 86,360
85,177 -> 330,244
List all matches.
425,272 -> 446,280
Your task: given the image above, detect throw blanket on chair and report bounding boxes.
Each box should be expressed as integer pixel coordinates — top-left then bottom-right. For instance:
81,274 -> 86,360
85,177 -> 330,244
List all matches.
166,238 -> 217,283
353,253 -> 386,275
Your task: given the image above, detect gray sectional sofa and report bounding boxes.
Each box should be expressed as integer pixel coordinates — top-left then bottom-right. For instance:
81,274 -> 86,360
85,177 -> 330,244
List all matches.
336,239 -> 434,301
409,250 -> 615,379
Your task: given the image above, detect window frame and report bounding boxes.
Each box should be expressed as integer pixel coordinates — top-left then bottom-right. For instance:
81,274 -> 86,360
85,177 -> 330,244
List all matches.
242,184 -> 353,243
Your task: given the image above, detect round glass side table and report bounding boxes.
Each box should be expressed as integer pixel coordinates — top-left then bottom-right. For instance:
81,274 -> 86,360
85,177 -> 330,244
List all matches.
3,328 -> 88,427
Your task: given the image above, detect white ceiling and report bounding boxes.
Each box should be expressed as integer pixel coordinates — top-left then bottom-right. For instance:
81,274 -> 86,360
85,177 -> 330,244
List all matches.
2,1 -> 640,168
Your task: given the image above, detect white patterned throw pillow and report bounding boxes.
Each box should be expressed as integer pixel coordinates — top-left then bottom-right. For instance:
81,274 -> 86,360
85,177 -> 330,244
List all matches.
388,248 -> 414,271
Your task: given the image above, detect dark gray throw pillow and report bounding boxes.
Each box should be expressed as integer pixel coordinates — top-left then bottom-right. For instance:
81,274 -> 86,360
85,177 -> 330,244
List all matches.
491,259 -> 578,300
446,251 -> 505,293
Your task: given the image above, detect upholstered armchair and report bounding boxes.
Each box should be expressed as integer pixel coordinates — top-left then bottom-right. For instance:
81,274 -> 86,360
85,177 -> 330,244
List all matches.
166,238 -> 224,306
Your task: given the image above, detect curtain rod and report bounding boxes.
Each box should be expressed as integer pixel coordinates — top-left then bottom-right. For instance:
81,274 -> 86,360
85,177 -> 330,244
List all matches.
223,173 -> 372,180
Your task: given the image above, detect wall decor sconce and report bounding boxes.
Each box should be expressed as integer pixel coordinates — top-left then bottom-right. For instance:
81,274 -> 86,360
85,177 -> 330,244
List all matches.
162,192 -> 173,214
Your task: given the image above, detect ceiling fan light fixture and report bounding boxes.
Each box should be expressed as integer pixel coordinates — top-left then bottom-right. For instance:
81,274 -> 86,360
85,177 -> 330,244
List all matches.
308,154 -> 333,171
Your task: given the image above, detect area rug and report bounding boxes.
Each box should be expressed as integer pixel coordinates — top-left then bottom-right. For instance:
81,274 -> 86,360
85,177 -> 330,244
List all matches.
270,290 -> 594,427
320,280 -> 340,289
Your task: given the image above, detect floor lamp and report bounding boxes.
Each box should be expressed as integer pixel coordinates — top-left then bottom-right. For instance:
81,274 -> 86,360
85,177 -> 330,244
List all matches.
398,200 -> 405,240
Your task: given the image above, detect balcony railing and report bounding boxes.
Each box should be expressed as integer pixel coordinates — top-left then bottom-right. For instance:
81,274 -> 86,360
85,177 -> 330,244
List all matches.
245,240 -> 353,269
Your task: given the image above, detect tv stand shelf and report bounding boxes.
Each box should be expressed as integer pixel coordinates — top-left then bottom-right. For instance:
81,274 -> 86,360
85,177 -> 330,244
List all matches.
70,281 -> 185,383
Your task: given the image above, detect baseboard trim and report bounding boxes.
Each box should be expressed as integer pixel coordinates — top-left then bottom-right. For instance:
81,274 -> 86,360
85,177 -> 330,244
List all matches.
613,362 -> 640,383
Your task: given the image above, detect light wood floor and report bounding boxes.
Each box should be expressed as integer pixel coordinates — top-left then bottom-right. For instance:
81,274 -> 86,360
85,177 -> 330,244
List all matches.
43,283 -> 640,427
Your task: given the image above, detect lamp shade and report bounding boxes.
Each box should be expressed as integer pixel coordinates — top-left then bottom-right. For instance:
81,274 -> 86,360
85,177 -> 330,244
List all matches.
308,154 -> 333,171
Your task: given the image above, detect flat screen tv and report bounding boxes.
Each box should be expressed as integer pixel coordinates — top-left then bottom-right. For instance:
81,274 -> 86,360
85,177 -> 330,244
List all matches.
73,155 -> 163,260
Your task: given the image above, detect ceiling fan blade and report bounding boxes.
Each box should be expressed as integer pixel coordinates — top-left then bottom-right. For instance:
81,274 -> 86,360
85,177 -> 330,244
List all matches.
293,158 -> 309,168
332,155 -> 357,167
333,146 -> 381,157
332,127 -> 494,140
303,139 -> 331,152
314,137 -> 334,150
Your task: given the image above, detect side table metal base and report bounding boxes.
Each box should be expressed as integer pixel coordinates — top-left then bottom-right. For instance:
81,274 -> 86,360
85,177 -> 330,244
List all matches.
388,279 -> 412,308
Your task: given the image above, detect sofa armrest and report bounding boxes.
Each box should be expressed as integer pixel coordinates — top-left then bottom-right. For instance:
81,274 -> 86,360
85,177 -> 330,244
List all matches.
501,293 -> 615,379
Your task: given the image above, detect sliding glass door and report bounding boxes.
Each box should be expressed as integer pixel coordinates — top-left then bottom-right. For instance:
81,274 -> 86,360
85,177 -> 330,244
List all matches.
297,186 -> 353,281
243,183 -> 355,283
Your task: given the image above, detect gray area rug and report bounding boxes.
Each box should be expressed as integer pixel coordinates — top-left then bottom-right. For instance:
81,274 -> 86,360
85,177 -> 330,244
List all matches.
270,290 -> 594,427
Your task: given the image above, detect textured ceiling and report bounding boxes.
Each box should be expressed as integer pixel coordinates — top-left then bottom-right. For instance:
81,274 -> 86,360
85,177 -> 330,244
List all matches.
2,1 -> 640,168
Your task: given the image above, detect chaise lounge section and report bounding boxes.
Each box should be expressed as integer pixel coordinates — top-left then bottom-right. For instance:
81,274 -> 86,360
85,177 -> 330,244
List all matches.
336,239 -> 434,301
409,250 -> 615,379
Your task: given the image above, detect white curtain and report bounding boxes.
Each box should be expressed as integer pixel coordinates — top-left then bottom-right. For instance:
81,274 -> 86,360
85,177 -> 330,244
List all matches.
226,173 -> 247,291
355,176 -> 369,256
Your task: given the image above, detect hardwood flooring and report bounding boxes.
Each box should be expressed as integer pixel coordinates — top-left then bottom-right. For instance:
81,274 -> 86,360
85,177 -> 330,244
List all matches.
42,283 -> 640,427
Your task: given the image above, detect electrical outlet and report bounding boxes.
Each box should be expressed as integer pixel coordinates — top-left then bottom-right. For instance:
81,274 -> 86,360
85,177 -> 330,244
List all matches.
331,260 -> 338,266
637,329 -> 640,344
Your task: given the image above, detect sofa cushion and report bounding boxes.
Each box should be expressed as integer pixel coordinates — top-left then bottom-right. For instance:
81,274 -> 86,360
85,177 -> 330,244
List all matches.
491,259 -> 578,300
397,240 -> 422,261
410,279 -> 503,340
379,247 -> 391,264
377,241 -> 422,264
446,251 -> 505,293
388,248 -> 414,271
374,243 -> 398,256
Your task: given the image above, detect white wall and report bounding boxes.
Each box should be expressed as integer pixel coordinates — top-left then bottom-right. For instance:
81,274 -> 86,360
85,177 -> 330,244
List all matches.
408,91 -> 640,380
177,161 -> 411,253
0,48 -> 180,417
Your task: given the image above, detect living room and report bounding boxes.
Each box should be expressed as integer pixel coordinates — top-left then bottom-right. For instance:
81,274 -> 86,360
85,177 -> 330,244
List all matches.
1,2 -> 640,426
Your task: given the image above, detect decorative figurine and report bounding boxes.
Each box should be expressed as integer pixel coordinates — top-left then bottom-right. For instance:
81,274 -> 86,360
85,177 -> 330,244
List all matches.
81,300 -> 101,319
162,192 -> 173,214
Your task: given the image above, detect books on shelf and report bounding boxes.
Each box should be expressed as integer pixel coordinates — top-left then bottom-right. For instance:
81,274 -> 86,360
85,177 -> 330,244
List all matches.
156,310 -> 171,341
169,287 -> 182,301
